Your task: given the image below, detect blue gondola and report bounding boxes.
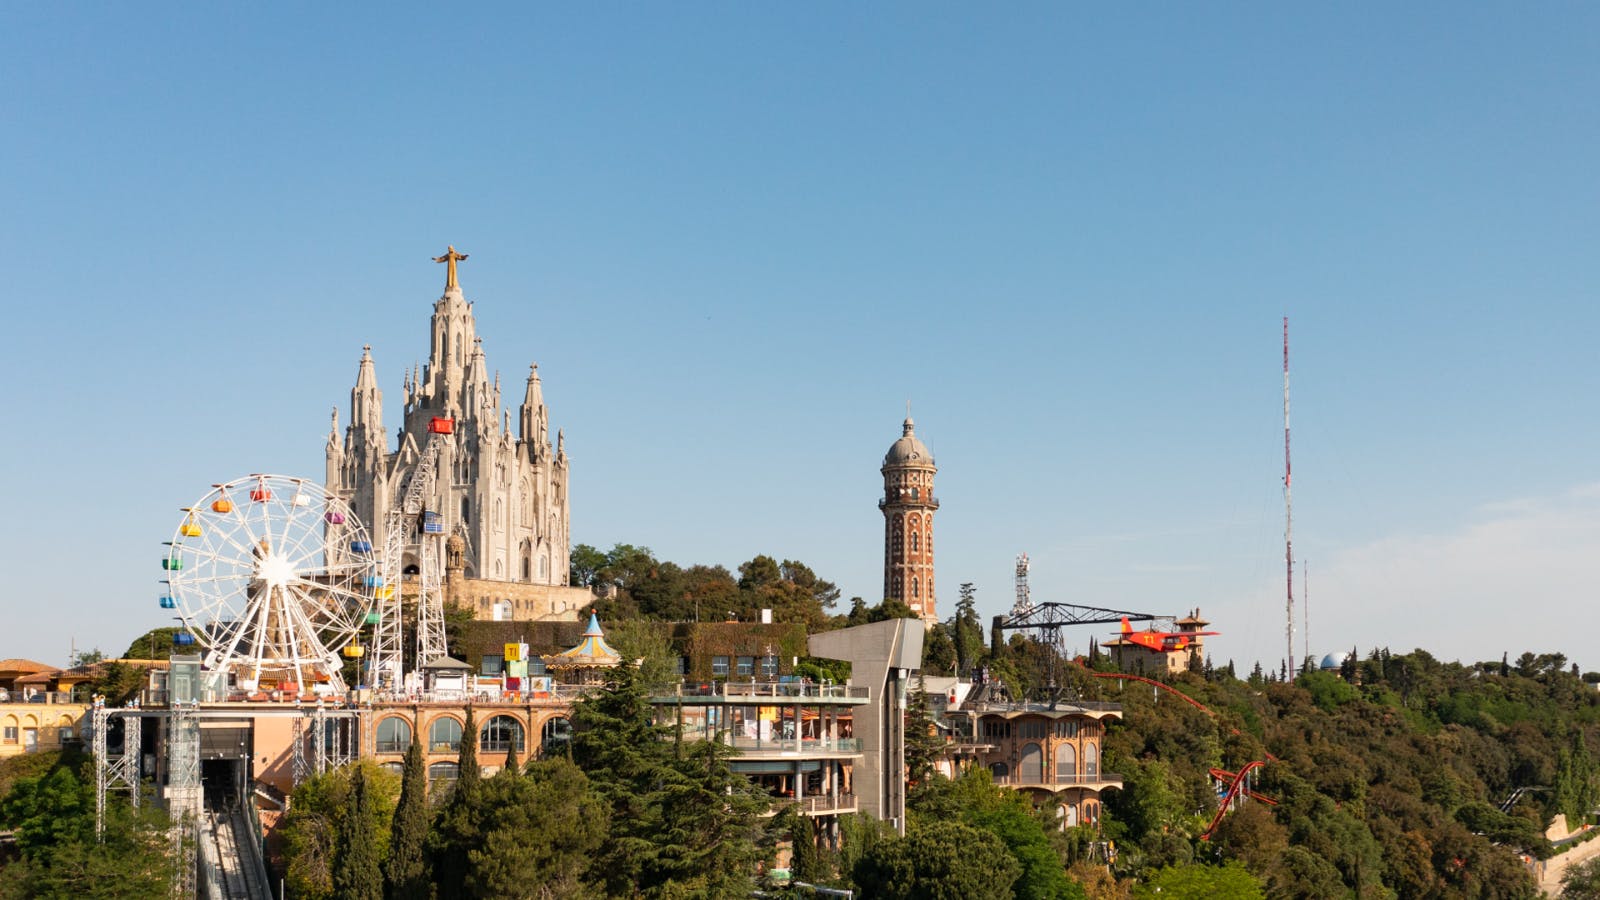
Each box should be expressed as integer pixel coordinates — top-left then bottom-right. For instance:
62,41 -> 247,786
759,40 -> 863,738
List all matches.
159,596 -> 176,609
174,632 -> 196,646
350,541 -> 372,553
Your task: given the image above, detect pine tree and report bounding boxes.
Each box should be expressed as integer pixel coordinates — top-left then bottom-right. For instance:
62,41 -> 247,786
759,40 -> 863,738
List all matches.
384,731 -> 430,900
572,661 -> 774,896
333,765 -> 383,900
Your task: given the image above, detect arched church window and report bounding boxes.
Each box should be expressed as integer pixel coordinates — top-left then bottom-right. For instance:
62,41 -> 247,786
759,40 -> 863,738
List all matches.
461,496 -> 471,524
494,499 -> 503,531
911,533 -> 920,553
539,553 -> 549,580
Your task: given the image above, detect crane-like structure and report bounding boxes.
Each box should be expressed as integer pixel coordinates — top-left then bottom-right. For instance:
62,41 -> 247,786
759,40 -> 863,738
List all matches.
370,418 -> 454,690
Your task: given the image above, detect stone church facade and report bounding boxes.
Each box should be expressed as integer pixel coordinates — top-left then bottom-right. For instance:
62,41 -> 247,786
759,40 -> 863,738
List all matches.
325,249 -> 590,622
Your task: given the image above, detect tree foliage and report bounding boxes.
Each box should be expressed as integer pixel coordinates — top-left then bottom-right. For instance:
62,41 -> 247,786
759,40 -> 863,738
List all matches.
854,819 -> 1022,900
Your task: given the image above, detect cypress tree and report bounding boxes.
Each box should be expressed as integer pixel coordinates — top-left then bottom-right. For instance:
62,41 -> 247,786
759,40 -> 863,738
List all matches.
333,765 -> 382,900
429,707 -> 482,891
384,731 -> 430,900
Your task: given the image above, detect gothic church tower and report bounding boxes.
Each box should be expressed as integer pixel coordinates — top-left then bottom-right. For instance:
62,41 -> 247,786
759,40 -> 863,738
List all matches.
880,416 -> 938,622
326,249 -> 571,587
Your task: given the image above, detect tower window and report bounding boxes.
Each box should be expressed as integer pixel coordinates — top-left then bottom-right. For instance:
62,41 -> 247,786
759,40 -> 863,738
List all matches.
911,533 -> 920,553
912,578 -> 919,599
911,487 -> 919,500
461,496 -> 471,524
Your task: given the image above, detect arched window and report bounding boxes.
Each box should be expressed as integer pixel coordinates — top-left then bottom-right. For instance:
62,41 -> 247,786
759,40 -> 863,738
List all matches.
911,532 -> 920,553
541,717 -> 571,754
1055,743 -> 1077,781
428,761 -> 460,785
481,716 -> 525,753
460,496 -> 471,524
1061,803 -> 1078,828
429,717 -> 463,753
1084,743 -> 1099,779
494,499 -> 503,531
538,553 -> 548,581
376,717 -> 412,754
911,578 -> 919,599
1019,743 -> 1043,783
989,762 -> 1009,781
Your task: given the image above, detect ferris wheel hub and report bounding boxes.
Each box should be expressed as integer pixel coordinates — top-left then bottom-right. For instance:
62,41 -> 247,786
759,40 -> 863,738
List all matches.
257,553 -> 296,587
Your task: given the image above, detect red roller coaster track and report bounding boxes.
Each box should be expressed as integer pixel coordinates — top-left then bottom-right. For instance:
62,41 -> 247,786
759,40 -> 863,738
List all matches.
1087,670 -> 1280,838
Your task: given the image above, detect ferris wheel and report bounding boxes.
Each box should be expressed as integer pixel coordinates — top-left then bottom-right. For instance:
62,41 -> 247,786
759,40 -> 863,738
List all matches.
160,474 -> 377,696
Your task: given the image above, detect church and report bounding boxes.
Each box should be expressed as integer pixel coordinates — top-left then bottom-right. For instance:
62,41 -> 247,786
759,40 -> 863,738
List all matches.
324,247 -> 592,622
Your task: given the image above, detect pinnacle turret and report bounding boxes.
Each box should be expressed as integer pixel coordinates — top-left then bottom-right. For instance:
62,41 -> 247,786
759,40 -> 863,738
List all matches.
349,345 -> 384,453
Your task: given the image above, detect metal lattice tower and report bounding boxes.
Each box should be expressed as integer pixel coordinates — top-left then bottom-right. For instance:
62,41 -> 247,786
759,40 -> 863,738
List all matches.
1012,553 -> 1032,616
91,702 -> 142,839
371,430 -> 450,689
291,705 -> 361,786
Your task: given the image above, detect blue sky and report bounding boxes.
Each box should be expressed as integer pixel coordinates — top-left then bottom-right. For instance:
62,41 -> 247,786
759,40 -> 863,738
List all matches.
4,5 -> 1598,672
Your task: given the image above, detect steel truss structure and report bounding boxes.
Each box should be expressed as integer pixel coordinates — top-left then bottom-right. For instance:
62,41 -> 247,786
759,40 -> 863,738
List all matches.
371,430 -> 449,691
290,704 -> 361,783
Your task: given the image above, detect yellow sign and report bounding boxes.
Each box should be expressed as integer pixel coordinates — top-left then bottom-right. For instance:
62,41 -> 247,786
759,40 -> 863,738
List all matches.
504,643 -> 523,661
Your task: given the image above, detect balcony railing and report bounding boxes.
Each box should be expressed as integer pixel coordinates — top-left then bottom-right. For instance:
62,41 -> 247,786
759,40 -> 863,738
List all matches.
726,736 -> 861,754
991,773 -> 1123,789
0,691 -> 80,705
797,792 -> 857,814
663,681 -> 870,701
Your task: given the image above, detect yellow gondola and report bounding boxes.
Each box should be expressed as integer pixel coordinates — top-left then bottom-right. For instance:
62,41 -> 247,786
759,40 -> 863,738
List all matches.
180,515 -> 201,537
343,645 -> 365,658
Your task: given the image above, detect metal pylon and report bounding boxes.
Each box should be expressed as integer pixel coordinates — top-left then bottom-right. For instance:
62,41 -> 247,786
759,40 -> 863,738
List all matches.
91,702 -> 142,839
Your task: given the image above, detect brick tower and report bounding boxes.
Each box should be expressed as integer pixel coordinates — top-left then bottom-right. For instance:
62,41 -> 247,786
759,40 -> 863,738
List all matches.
880,416 -> 939,622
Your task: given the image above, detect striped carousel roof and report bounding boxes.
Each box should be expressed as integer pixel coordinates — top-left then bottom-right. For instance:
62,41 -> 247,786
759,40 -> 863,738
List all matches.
543,613 -> 622,669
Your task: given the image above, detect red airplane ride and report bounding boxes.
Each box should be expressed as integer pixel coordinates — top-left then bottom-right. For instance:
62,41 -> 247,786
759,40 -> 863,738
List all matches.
1110,617 -> 1220,653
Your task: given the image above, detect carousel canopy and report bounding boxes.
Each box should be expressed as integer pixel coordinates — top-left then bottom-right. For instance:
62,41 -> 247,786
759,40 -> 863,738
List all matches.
543,613 -> 622,670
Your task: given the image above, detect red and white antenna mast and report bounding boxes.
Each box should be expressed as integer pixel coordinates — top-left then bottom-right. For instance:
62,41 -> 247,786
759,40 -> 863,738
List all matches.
1283,317 -> 1295,677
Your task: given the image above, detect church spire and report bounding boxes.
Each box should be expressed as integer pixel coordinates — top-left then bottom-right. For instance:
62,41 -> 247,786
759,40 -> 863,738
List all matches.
350,345 -> 383,449
520,362 -> 548,450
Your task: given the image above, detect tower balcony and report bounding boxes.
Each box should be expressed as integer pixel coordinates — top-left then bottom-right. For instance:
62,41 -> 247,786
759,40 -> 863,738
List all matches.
879,496 -> 939,510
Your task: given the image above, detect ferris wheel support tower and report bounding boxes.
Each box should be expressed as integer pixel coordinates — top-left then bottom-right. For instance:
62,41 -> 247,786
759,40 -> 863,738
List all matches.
371,418 -> 454,691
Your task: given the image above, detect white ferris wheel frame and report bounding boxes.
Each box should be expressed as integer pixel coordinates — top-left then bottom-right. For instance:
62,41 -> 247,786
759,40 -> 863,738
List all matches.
162,474 -> 376,695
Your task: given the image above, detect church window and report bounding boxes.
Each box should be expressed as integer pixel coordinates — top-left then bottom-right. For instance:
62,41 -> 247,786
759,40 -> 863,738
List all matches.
494,559 -> 503,577
911,578 -> 919,599
911,533 -> 920,553
539,553 -> 549,580
461,496 -> 471,524
494,499 -> 503,531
